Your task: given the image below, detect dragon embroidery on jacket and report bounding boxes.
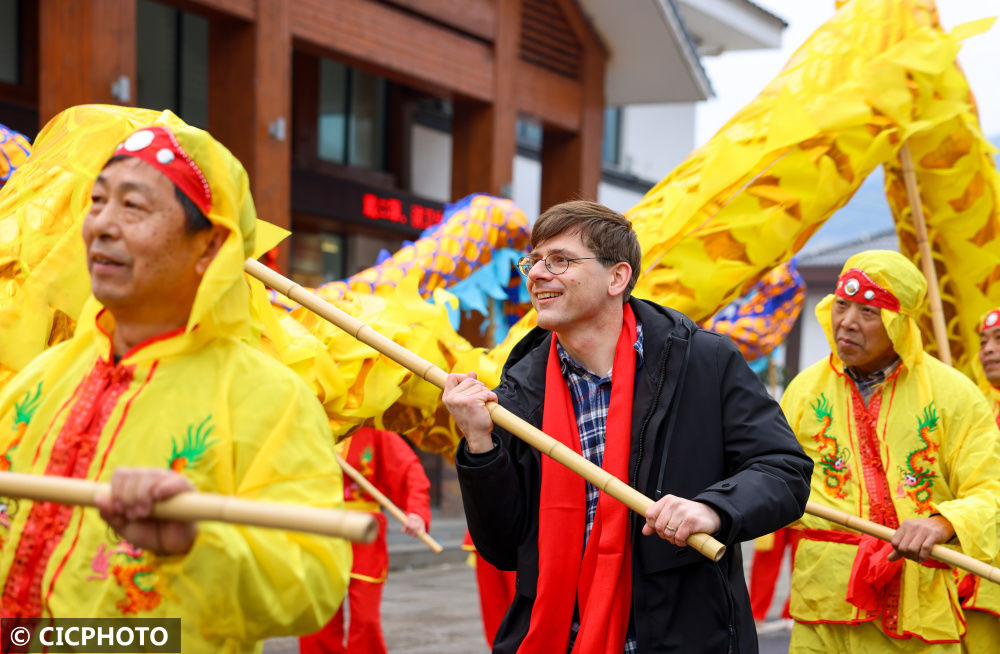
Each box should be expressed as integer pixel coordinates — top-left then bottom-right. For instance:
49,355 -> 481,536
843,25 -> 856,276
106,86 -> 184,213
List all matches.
1,382 -> 42,472
89,540 -> 162,614
896,403 -> 939,514
811,393 -> 852,499
168,415 -> 216,472
0,383 -> 41,546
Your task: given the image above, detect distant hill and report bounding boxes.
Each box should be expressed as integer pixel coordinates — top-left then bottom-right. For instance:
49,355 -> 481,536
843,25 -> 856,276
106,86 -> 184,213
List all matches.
799,134 -> 1000,255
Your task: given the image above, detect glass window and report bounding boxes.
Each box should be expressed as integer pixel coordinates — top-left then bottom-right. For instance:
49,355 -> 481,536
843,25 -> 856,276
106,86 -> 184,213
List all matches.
602,107 -> 621,167
178,12 -> 209,128
0,0 -> 20,85
349,70 -> 385,170
320,232 -> 345,282
516,119 -> 543,151
317,59 -> 386,170
136,0 -> 208,128
318,59 -> 348,163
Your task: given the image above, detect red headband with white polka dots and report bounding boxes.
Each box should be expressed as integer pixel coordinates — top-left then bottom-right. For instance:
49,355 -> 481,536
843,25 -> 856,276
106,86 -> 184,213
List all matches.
981,310 -> 1000,333
835,268 -> 901,313
113,126 -> 212,214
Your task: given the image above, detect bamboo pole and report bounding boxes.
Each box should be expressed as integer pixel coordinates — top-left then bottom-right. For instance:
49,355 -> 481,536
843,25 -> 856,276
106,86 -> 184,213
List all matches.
245,259 -> 726,562
899,142 -> 952,365
0,472 -> 378,543
335,454 -> 443,553
806,501 -> 1000,584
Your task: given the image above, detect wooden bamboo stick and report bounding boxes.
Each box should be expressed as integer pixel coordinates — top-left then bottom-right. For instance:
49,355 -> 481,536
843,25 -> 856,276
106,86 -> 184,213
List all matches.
807,501 -> 1000,584
0,472 -> 378,543
245,259 -> 726,562
335,454 -> 443,553
899,142 -> 952,365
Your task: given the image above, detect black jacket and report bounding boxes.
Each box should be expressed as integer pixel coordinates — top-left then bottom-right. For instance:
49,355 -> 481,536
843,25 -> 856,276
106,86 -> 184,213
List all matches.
457,298 -> 812,653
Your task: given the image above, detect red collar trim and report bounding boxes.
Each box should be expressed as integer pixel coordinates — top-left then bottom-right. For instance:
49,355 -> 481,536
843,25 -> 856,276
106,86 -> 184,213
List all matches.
113,126 -> 212,214
95,308 -> 192,362
835,269 -> 900,313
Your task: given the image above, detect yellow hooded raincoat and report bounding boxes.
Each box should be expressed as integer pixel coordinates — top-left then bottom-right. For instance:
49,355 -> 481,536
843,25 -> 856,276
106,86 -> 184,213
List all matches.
781,250 -> 1000,646
953,309 -> 1000,649
0,108 -> 351,653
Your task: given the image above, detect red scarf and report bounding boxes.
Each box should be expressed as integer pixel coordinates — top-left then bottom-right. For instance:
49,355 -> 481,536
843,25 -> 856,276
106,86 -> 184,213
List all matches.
519,305 -> 636,654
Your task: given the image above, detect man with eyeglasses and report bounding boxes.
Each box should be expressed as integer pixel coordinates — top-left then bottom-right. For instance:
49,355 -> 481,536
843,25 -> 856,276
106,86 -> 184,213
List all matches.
442,200 -> 812,653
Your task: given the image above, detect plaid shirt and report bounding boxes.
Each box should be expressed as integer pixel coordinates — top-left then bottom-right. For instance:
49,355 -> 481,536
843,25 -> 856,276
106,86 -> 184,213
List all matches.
845,358 -> 900,406
558,321 -> 643,654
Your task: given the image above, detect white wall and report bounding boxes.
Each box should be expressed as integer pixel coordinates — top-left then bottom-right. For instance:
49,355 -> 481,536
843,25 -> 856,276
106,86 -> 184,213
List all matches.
597,182 -> 645,215
511,154 -> 541,224
799,291 -> 832,371
409,124 -> 451,203
619,103 -> 696,181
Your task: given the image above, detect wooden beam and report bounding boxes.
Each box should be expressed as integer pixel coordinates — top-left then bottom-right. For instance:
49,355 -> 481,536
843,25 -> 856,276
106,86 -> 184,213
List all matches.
515,61 -> 581,132
577,36 -> 604,199
253,0 -> 292,271
538,10 -> 604,211
553,0 -> 607,56
381,0 -> 496,41
37,0 -> 137,127
167,0 -> 255,21
450,0 -> 519,199
209,20 -> 255,174
290,0 -> 493,102
291,51 -> 319,170
208,0 -> 292,270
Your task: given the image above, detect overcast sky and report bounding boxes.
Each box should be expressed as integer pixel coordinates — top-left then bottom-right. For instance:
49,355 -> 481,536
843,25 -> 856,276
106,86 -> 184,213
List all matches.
695,0 -> 1000,146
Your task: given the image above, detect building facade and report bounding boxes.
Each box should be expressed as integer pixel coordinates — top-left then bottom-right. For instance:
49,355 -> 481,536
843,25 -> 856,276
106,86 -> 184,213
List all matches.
0,0 -> 784,512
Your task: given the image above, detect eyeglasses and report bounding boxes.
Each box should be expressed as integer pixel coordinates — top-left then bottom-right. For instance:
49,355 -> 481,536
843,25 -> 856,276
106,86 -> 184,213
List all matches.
516,253 -> 604,276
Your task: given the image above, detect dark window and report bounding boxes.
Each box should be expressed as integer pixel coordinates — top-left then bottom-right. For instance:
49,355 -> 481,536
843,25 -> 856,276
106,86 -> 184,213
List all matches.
0,0 -> 19,84
318,58 -> 386,170
290,230 -> 346,287
136,0 -> 208,128
602,107 -> 622,167
516,118 -> 542,152
320,232 -> 345,282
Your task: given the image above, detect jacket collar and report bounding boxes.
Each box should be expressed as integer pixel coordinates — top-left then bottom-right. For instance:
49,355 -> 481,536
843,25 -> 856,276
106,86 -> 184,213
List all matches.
496,298 -> 696,443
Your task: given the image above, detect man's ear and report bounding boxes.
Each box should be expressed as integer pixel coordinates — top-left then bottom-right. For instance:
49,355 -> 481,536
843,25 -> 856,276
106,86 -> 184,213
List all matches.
608,262 -> 632,298
194,225 -> 230,276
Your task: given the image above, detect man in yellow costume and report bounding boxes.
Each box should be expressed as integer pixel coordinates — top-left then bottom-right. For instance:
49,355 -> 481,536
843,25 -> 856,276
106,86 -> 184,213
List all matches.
0,112 -> 351,652
781,250 -> 1000,652
975,307 -> 1000,426
953,308 -> 1000,653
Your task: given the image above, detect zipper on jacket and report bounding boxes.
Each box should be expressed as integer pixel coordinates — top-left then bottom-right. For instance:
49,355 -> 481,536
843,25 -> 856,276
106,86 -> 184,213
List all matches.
631,335 -> 671,494
627,334 -> 671,647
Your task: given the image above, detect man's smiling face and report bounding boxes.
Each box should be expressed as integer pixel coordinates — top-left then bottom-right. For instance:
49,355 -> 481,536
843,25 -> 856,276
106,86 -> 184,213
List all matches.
524,230 -> 617,334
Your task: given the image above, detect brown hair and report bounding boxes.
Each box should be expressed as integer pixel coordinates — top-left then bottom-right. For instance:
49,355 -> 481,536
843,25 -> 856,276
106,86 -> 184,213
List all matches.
531,200 -> 641,301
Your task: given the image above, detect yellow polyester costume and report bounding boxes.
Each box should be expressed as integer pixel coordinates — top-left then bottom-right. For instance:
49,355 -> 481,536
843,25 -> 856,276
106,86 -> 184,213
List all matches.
0,115 -> 351,653
781,251 -> 1000,651
956,311 -> 1000,653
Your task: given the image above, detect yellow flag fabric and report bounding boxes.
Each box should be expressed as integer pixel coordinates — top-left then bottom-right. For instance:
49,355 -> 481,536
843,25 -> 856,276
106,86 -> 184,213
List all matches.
285,267 -> 505,456
879,10 -> 1000,373
625,0 -> 1000,356
781,251 -> 1000,642
0,109 -> 351,651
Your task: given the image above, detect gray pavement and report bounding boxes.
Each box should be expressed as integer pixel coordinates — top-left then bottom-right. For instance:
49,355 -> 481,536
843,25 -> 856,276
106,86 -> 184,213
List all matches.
264,537 -> 794,653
